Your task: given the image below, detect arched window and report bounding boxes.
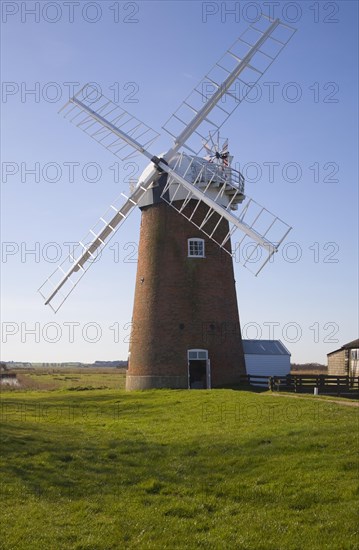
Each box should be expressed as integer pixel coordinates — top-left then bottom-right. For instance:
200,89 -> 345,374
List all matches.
188,238 -> 205,258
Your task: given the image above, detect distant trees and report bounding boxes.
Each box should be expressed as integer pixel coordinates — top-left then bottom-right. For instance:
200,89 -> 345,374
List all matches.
94,360 -> 127,368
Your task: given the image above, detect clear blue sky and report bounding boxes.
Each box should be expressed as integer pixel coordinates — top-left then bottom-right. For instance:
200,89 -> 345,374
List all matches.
1,1 -> 358,364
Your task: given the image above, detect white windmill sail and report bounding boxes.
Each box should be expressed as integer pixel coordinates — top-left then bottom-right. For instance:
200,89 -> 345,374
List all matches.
38,180 -> 154,313
40,15 -> 296,311
162,14 -> 296,155
59,84 -> 160,161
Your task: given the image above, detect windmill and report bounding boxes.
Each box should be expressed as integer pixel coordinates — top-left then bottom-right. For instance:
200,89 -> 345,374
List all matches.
39,15 -> 296,390
203,133 -> 230,168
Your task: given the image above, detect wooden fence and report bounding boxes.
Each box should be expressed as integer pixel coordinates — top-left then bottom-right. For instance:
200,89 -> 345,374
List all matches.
239,374 -> 359,397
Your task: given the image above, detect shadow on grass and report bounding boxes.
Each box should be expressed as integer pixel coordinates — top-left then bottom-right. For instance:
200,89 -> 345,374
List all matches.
217,384 -> 269,394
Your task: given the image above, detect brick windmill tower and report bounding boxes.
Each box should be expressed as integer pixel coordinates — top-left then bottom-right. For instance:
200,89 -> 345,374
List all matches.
127,137 -> 247,389
39,16 -> 296,389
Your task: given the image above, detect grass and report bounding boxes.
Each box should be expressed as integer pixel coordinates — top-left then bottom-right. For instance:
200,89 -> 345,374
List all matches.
0,382 -> 358,549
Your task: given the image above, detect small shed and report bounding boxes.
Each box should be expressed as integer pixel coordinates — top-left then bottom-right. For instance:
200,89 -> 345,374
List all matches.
327,339 -> 359,377
243,340 -> 291,378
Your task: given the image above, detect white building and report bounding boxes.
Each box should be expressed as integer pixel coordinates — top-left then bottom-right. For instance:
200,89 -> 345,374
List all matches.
243,340 -> 291,378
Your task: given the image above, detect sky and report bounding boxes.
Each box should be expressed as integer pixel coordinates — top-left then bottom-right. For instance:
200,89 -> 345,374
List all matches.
1,0 -> 358,365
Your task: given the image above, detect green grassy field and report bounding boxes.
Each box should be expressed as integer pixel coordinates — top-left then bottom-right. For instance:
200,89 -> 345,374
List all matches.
1,378 -> 358,549
9,367 -> 126,392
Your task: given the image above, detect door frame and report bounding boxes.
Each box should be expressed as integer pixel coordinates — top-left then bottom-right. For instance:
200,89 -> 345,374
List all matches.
187,349 -> 211,389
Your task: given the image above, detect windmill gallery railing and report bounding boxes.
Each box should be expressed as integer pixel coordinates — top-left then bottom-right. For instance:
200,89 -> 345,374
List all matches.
239,374 -> 359,397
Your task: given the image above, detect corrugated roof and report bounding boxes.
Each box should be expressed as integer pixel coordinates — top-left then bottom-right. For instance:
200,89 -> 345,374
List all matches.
342,338 -> 359,349
242,340 -> 290,356
327,338 -> 359,356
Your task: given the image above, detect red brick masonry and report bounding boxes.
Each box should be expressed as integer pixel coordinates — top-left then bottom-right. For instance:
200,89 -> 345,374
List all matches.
126,200 -> 246,390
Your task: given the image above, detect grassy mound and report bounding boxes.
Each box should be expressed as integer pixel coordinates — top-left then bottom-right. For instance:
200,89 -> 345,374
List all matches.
1,388 -> 358,549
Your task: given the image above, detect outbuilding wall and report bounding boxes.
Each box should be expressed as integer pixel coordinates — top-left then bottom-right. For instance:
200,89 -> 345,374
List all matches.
327,350 -> 347,376
244,354 -> 290,377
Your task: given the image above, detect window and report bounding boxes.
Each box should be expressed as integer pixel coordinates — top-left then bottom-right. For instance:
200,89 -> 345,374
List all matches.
188,349 -> 208,360
188,238 -> 205,258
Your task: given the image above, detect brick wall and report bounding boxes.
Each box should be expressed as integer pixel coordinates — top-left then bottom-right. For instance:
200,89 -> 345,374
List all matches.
127,199 -> 246,389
